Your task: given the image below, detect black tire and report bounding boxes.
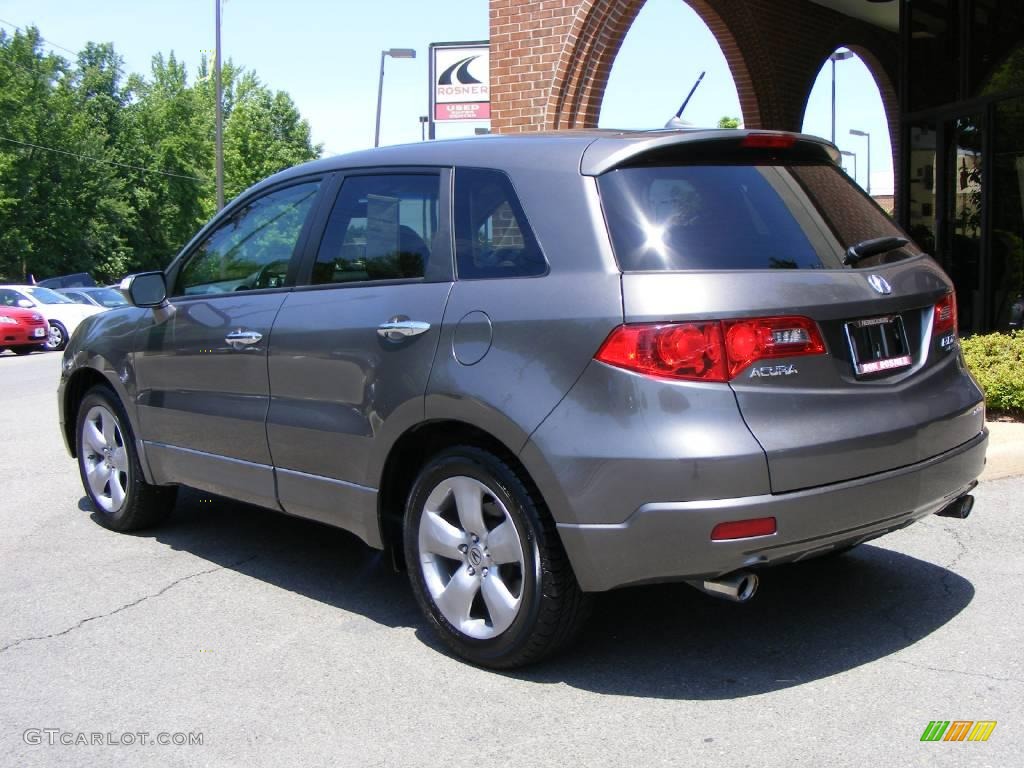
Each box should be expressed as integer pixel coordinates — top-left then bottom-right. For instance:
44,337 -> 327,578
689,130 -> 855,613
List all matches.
45,321 -> 68,351
13,345 -> 42,355
404,445 -> 591,669
75,385 -> 176,531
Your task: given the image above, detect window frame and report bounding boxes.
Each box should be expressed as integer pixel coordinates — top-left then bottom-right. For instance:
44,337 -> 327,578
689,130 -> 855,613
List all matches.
165,174 -> 329,301
292,167 -> 454,292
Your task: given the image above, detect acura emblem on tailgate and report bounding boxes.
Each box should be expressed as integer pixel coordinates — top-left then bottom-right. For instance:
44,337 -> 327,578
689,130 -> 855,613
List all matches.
867,274 -> 892,294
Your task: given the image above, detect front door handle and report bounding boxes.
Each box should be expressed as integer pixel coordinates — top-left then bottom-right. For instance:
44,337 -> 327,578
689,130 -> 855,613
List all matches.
225,329 -> 263,349
377,319 -> 431,341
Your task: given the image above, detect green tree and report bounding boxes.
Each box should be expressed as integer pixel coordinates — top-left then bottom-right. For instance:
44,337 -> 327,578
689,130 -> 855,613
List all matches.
717,116 -> 741,129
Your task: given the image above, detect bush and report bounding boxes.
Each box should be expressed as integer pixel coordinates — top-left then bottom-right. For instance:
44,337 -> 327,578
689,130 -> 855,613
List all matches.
961,330 -> 1024,418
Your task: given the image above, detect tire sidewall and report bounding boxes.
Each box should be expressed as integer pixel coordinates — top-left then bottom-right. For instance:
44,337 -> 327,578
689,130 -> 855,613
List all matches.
404,449 -> 544,665
76,387 -> 138,526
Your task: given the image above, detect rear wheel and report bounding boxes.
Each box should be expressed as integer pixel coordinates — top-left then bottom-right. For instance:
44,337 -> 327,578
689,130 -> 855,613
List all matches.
404,446 -> 590,668
76,386 -> 176,531
45,321 -> 68,351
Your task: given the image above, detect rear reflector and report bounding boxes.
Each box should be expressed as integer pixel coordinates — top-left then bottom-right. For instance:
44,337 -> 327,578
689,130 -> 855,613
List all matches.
595,316 -> 826,382
711,517 -> 777,541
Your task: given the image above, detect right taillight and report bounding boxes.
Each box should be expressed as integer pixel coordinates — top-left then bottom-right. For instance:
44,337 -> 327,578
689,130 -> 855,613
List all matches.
933,291 -> 958,336
595,316 -> 826,382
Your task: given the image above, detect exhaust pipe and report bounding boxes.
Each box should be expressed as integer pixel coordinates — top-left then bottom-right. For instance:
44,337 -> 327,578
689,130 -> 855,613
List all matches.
689,571 -> 759,603
936,493 -> 974,520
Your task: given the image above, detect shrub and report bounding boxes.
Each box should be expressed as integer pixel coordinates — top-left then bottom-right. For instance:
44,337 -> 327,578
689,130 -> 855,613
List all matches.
961,330 -> 1024,418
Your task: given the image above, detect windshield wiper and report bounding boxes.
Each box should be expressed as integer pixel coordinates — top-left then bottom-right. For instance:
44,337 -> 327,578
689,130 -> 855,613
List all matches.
844,236 -> 909,266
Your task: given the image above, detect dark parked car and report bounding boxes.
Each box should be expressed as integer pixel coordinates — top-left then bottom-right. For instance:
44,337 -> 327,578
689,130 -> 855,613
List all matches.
0,306 -> 48,355
58,130 -> 988,668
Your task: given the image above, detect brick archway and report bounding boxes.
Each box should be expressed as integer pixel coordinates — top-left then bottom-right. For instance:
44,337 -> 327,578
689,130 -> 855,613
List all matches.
540,0 -> 762,130
490,0 -> 900,138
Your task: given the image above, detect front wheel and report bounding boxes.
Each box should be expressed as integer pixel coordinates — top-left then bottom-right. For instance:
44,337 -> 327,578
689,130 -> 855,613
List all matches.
45,321 -> 68,351
76,386 -> 176,531
404,446 -> 590,668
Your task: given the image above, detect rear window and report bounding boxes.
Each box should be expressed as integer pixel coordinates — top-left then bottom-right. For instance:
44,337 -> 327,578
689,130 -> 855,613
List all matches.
597,163 -> 919,271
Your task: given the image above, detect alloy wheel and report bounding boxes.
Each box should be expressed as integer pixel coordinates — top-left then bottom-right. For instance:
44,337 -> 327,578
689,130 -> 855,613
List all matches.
417,475 -> 526,639
80,404 -> 130,513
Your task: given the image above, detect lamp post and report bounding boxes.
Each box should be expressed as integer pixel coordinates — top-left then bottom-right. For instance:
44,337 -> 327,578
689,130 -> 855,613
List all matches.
840,149 -> 857,184
827,50 -> 851,145
850,128 -> 871,196
214,0 -> 224,211
419,115 -> 428,141
374,48 -> 417,148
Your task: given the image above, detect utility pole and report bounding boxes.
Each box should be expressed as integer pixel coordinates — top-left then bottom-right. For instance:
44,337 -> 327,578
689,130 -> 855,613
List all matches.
215,0 -> 224,211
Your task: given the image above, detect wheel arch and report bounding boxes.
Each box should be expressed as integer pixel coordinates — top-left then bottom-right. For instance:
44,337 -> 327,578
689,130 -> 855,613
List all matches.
377,419 -> 548,570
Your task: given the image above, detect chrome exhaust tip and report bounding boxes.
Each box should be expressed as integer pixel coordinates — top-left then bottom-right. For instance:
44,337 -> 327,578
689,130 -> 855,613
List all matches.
936,494 -> 974,520
690,571 -> 759,603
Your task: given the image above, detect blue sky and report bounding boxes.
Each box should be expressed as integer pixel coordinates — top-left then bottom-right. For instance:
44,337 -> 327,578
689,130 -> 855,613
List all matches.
1,0 -> 893,193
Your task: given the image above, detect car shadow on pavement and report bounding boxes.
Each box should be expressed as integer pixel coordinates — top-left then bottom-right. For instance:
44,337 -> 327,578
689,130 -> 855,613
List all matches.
511,544 -> 974,699
84,489 -> 418,631
85,490 -> 974,698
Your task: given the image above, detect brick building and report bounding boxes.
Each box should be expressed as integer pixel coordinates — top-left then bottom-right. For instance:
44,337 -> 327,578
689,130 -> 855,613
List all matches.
487,0 -> 1024,333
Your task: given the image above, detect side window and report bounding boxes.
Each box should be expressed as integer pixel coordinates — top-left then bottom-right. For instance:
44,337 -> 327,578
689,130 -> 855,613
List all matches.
175,181 -> 321,296
312,174 -> 439,284
0,289 -> 21,306
454,168 -> 547,279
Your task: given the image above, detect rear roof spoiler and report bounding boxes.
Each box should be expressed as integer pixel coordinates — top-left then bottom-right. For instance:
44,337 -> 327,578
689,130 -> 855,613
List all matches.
580,129 -> 840,176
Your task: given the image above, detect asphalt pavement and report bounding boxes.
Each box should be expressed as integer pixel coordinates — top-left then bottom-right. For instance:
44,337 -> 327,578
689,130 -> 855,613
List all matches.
0,350 -> 1020,767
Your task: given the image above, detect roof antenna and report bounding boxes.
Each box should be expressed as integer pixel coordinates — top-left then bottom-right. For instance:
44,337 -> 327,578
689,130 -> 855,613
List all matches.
665,71 -> 705,129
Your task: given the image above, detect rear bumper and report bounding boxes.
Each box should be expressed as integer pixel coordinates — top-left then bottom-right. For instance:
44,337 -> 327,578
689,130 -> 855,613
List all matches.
557,428 -> 988,591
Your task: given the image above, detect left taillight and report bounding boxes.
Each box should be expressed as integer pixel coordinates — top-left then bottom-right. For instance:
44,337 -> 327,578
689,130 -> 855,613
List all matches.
595,316 -> 826,382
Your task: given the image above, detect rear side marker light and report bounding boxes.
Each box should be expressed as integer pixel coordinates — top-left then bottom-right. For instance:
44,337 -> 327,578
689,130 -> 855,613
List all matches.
595,316 -> 826,382
711,517 -> 777,541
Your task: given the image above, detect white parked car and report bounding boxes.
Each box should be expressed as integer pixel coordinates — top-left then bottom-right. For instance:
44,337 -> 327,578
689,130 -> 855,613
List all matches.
0,285 -> 102,350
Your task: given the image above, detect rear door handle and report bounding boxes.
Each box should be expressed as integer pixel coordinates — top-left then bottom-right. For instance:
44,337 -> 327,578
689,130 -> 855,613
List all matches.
225,329 -> 263,349
377,320 -> 431,340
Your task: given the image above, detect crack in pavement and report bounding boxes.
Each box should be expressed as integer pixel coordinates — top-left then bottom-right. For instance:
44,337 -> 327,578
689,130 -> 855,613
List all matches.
888,657 -> 1024,684
0,553 -> 260,654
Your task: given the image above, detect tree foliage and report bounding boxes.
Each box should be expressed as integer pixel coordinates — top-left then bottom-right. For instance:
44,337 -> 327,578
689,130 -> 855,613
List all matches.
0,26 -> 321,282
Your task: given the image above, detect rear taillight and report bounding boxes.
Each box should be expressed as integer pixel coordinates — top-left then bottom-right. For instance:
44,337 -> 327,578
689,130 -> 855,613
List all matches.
741,133 -> 796,150
595,316 -> 826,382
933,291 -> 957,336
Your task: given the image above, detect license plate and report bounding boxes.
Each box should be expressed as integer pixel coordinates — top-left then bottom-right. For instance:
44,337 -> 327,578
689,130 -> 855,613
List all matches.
33,328 -> 45,337
844,315 -> 912,376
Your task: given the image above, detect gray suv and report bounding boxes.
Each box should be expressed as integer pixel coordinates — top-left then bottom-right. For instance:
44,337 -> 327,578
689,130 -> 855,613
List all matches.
59,130 -> 988,668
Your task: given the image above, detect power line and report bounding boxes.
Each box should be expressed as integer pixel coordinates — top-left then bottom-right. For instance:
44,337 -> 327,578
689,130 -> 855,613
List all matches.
0,136 -> 206,182
0,17 -> 79,57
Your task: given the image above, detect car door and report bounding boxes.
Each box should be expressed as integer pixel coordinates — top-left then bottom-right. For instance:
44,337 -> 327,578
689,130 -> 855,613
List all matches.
266,169 -> 453,546
133,177 -> 325,509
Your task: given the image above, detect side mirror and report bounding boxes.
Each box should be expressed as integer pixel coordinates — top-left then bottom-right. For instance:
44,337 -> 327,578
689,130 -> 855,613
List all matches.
17,299 -> 34,308
120,272 -> 168,308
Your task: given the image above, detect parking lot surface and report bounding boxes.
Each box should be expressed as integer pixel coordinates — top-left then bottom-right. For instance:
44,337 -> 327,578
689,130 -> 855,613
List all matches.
0,351 -> 1020,767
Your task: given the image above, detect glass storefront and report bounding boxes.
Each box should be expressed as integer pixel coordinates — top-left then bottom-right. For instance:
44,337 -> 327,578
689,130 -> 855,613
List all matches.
902,0 -> 1024,332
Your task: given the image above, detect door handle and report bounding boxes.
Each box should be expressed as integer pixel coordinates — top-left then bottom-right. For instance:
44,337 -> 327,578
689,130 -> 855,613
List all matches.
225,329 -> 263,349
377,320 -> 431,340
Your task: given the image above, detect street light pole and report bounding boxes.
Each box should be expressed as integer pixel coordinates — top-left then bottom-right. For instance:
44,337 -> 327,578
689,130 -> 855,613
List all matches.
374,48 -> 416,148
829,50 -> 853,145
850,128 -> 871,196
214,0 -> 224,211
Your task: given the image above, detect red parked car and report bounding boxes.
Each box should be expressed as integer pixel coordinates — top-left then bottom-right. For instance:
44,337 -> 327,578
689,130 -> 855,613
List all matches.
0,306 -> 49,355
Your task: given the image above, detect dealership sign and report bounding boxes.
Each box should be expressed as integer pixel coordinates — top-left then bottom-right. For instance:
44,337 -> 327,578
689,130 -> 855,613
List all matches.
429,42 -> 490,124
